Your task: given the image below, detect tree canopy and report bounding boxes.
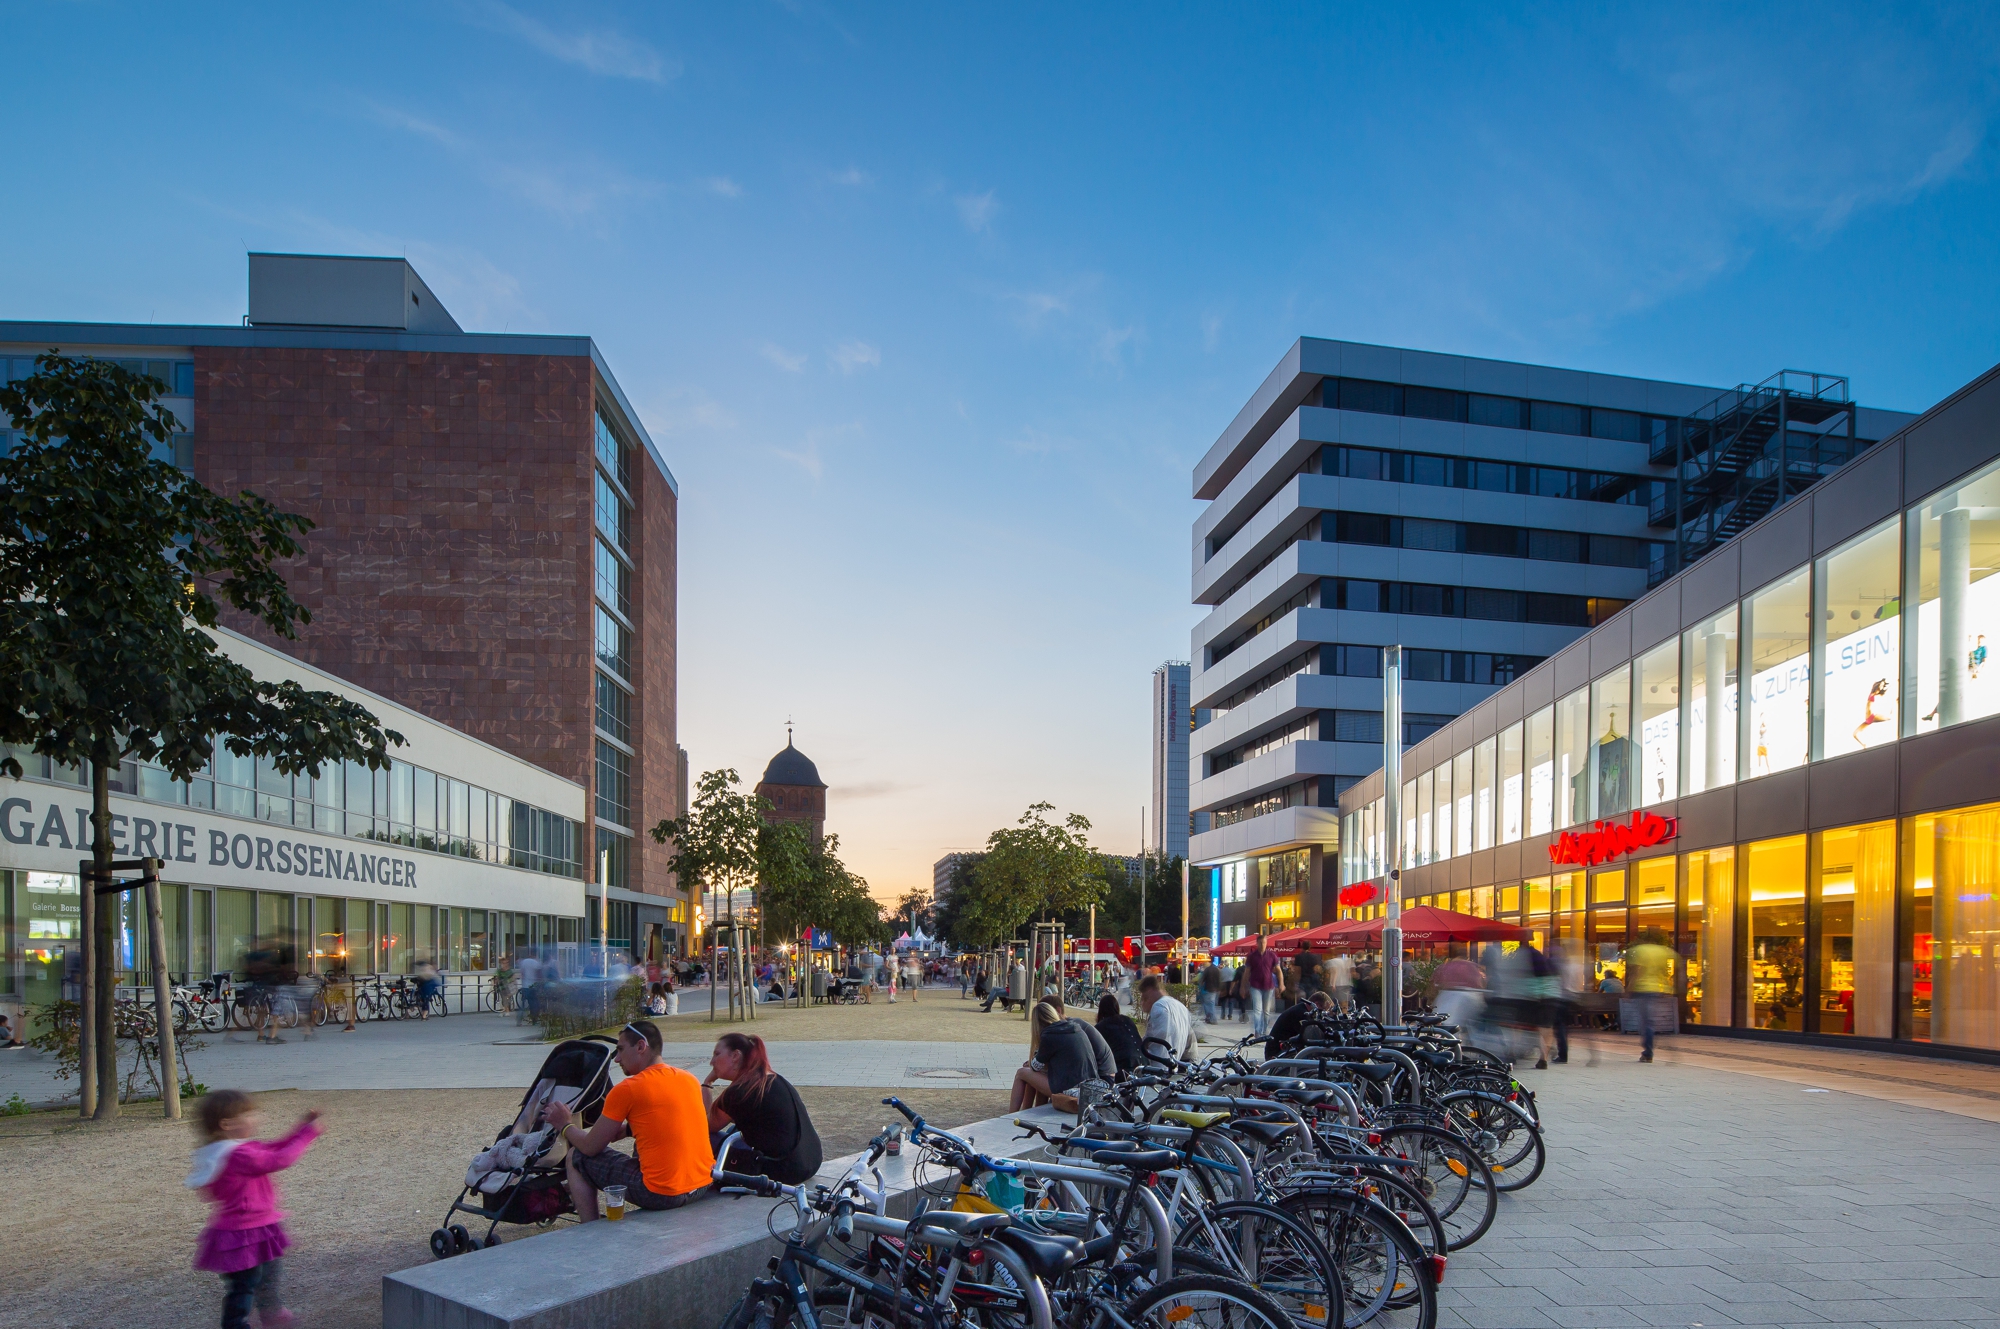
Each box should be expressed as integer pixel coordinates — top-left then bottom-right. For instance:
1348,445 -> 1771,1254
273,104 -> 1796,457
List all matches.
955,802 -> 1103,947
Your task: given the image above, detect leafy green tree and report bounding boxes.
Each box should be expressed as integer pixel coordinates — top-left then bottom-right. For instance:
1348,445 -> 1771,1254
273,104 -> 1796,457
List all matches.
0,353 -> 404,1121
894,887 -> 934,936
965,802 -> 1103,946
755,819 -> 819,940
651,768 -> 766,1019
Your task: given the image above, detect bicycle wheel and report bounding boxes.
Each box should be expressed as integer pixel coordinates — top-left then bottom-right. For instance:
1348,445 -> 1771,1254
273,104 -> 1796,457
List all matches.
1274,1189 -> 1436,1329
1370,1126 -> 1494,1251
1121,1273 -> 1296,1329
1438,1091 -> 1544,1192
199,998 -> 226,1032
431,991 -> 449,1018
1175,1200 -> 1343,1329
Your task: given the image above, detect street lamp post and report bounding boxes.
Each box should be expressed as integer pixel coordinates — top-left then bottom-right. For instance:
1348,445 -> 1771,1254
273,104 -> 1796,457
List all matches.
1382,644 -> 1404,1030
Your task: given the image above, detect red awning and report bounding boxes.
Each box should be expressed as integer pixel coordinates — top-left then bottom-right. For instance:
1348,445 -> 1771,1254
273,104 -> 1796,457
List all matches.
1345,905 -> 1529,945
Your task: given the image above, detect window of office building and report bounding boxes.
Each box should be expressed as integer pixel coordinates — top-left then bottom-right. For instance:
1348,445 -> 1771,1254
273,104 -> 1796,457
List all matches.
1745,835 -> 1807,1031
596,741 -> 631,827
1472,736 -> 1496,852
1905,804 -> 2000,1050
1555,687 -> 1589,829
1817,519 -> 1901,759
1685,848 -> 1734,1027
595,472 -> 629,552
595,539 -> 630,620
1526,706 -> 1554,836
1815,821 -> 1896,1039
1452,750 -> 1473,857
595,405 -> 631,492
1415,767 -> 1434,865
596,606 -> 631,680
1590,664 -> 1633,821
595,672 -> 630,744
597,828 -> 631,891
1635,640 -> 1678,806
1499,723 -> 1523,844
1400,778 -> 1417,869
1907,458 -> 2000,737
1682,609 -> 1739,794
1745,570 -> 1811,777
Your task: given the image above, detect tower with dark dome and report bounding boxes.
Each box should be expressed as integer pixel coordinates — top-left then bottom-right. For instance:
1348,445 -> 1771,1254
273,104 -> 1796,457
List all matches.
756,725 -> 827,843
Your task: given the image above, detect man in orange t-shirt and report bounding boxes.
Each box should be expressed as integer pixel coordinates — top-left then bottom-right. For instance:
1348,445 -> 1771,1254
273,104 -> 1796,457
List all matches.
548,1020 -> 714,1218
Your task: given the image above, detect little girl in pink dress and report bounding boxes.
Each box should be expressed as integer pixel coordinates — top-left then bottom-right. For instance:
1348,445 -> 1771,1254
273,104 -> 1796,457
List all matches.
186,1090 -> 322,1329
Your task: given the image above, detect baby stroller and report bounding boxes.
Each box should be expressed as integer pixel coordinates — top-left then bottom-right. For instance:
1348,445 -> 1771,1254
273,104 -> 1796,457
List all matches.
429,1034 -> 618,1257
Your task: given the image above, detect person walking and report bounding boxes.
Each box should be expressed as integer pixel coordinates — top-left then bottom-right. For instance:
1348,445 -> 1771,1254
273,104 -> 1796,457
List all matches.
1326,950 -> 1355,1012
186,1090 -> 323,1329
1244,934 -> 1281,1039
1198,957 -> 1223,1024
326,959 -> 357,1032
1627,929 -> 1678,1063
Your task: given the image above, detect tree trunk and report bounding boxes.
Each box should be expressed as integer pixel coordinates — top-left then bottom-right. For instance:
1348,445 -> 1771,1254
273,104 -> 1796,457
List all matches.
91,755 -> 119,1122
79,846 -> 96,1119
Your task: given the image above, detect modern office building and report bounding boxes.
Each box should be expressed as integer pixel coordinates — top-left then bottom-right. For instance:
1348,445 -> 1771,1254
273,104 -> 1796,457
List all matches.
1188,338 -> 1914,940
1337,355 -> 2000,1059
933,851 -> 981,903
0,252 -> 687,976
2,627 -> 588,1019
1150,661 -> 1196,861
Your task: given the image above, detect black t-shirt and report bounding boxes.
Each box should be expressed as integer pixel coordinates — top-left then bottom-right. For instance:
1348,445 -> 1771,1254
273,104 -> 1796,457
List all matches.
1038,1018 -> 1118,1093
1096,1013 -> 1145,1073
718,1073 -> 823,1184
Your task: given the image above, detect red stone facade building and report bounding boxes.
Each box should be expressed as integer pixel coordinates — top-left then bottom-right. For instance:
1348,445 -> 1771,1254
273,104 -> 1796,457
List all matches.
1,255 -> 687,957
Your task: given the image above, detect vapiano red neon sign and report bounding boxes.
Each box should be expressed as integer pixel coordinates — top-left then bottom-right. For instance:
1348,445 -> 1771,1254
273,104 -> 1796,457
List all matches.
1548,811 -> 1678,867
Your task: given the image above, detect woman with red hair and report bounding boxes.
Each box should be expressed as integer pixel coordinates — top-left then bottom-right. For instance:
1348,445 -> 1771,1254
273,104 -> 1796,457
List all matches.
701,1032 -> 823,1184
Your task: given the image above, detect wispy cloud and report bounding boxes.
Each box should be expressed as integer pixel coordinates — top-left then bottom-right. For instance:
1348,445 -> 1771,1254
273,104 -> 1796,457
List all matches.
1003,289 -> 1070,329
650,386 -> 739,436
955,190 -> 998,233
468,1 -> 678,83
1095,325 -> 1139,366
829,781 -> 903,801
760,342 -> 808,373
702,176 -> 743,198
363,102 -> 461,149
829,166 -> 873,187
830,340 -> 880,374
1200,312 -> 1223,352
364,98 -> 659,222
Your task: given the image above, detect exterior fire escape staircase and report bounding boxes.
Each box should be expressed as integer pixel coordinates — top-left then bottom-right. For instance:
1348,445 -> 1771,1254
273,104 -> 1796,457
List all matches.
1647,370 -> 1861,581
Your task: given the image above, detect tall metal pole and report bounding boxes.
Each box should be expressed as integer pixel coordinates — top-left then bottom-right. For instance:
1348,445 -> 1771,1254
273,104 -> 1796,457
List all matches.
1138,808 -> 1147,971
1382,645 -> 1405,1029
1180,860 -> 1190,986
597,849 -> 610,980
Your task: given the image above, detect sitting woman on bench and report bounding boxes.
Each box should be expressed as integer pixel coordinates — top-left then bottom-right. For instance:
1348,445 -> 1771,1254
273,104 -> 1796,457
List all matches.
703,1032 -> 823,1184
1009,1002 -> 1117,1111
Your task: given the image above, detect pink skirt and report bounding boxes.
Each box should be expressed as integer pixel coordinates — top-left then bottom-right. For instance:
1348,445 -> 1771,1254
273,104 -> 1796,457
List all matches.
194,1222 -> 290,1274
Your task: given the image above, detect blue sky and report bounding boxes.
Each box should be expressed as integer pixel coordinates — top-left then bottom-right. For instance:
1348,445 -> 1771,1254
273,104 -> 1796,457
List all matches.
4,4 -> 1997,898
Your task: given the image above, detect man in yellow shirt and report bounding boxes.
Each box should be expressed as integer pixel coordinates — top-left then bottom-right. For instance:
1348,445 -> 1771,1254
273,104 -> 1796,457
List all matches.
549,1020 -> 714,1218
1625,930 -> 1678,1063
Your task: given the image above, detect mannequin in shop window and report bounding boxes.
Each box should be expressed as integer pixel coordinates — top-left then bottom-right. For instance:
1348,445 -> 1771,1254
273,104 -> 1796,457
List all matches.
1595,709 -> 1631,817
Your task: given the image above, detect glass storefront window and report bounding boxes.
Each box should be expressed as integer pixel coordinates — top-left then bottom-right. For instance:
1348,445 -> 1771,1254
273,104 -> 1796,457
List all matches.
1498,884 -> 1520,916
1589,869 -> 1627,988
311,898 -> 342,973
1526,706 -> 1554,836
1473,737 -> 1496,852
347,897 -> 374,974
1400,778 -> 1417,869
1814,821 -> 1896,1038
1635,641 -> 1678,806
1685,848 -> 1734,1027
1471,885 -> 1494,918
1817,519 -> 1902,760
217,888 -> 254,977
1907,457 -> 2000,736
1499,723 -> 1524,844
1590,869 -> 1625,906
1745,570 -> 1811,778
1555,687 -> 1589,829
1632,856 -> 1674,997
1589,664 -> 1633,820
190,888 -> 213,980
1431,760 -> 1452,862
388,902 -> 415,974
1909,804 -> 2000,1050
1414,769 -> 1432,866
1682,609 -> 1739,793
1452,750 -> 1473,856
1746,835 -> 1807,1030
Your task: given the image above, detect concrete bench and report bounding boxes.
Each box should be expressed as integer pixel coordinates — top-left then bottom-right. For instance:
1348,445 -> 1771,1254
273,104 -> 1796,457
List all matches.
383,1104 -> 1067,1329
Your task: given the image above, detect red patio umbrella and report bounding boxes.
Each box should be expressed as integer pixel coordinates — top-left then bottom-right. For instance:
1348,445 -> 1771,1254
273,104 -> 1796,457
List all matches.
1263,927 -> 1317,956
1288,918 -> 1367,949
1211,934 -> 1258,957
1345,905 -> 1528,945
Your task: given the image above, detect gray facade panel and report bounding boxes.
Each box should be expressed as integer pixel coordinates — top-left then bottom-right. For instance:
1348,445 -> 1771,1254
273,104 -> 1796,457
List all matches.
1497,683 -> 1523,727
1739,499 -> 1813,596
1632,583 -> 1680,653
1522,664 -> 1555,714
1901,716 -> 2000,816
1808,745 -> 1899,831
1903,367 -> 2000,504
1812,441 -> 1903,556
1675,787 -> 1736,853
1553,643 -> 1590,696
1737,769 -> 1808,843
1680,545 -> 1740,626
1494,841 -> 1521,882
1590,613 -> 1632,676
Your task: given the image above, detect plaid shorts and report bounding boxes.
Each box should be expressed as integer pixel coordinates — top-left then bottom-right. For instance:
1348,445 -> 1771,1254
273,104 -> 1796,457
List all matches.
571,1147 -> 702,1210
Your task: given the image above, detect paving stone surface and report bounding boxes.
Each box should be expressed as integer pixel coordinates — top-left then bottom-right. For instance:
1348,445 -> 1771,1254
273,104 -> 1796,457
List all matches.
1441,1040 -> 2000,1328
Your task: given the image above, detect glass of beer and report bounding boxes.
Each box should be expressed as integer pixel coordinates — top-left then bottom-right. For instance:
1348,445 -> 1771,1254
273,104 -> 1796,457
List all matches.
604,1185 -> 627,1221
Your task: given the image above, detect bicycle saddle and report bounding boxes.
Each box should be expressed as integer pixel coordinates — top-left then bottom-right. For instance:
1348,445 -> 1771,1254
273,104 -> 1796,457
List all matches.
1409,1048 -> 1455,1070
1339,1062 -> 1399,1083
1092,1147 -> 1180,1172
1157,1109 -> 1231,1129
909,1209 -> 1013,1236
1269,1087 -> 1332,1108
995,1227 -> 1087,1279
1223,1118 -> 1297,1149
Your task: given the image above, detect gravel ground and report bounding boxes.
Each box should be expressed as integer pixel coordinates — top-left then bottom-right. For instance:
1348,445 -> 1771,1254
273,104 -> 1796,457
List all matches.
5,1084 -> 1005,1329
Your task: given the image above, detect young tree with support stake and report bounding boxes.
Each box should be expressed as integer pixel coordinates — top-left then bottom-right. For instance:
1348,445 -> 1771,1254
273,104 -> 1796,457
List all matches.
651,768 -> 765,1022
0,353 -> 404,1122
